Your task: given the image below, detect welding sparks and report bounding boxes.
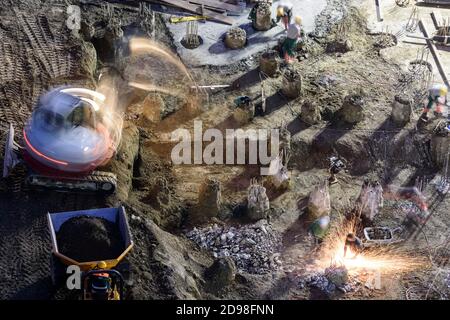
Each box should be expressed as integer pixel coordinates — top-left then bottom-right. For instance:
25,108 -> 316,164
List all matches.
314,216 -> 429,275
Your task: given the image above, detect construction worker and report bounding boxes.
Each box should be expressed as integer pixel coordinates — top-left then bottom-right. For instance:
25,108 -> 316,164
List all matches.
282,16 -> 302,63
343,233 -> 363,258
309,215 -> 330,243
276,1 -> 294,31
328,156 -> 345,185
421,84 -> 448,122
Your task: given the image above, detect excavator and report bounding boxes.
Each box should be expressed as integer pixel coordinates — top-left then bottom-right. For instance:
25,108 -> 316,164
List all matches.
3,87 -> 118,194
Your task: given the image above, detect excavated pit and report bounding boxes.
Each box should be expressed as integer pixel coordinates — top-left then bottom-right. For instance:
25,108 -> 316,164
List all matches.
1,0 -> 449,301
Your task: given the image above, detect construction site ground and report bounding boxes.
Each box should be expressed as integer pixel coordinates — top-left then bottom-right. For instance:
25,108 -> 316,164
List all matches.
0,0 -> 449,300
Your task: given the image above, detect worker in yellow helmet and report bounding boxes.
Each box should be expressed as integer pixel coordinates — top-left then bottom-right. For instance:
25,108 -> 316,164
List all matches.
276,1 -> 294,31
421,84 -> 448,122
282,16 -> 302,63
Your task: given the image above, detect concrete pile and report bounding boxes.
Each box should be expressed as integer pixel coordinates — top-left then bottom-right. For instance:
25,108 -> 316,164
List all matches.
282,67 -> 303,99
260,50 -> 279,77
354,180 -> 383,222
341,91 -> 365,124
186,220 -> 282,274
247,178 -> 270,220
391,95 -> 412,126
253,2 -> 273,31
225,27 -> 247,49
301,100 -> 322,125
197,178 -> 222,219
307,180 -> 331,220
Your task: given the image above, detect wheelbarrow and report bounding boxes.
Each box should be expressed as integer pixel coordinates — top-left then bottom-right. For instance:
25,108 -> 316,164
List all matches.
363,226 -> 403,247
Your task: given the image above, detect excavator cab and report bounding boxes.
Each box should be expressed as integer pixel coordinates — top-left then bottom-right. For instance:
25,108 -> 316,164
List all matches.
82,269 -> 124,300
66,101 -> 97,130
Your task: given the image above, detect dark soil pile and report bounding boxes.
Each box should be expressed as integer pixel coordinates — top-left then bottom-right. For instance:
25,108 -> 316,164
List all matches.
57,216 -> 124,262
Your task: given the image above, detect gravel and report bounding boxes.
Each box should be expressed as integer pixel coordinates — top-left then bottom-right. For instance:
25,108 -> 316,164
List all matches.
186,220 -> 282,274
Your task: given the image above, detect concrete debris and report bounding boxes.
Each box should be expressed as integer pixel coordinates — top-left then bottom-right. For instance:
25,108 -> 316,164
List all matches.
301,271 -> 354,296
186,220 -> 282,274
325,265 -> 349,287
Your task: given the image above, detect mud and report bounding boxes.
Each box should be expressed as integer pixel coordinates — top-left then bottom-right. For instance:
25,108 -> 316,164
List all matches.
57,216 -> 125,262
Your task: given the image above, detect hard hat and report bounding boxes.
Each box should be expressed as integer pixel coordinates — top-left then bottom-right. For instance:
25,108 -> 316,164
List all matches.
318,215 -> 330,229
277,6 -> 284,17
294,16 -> 302,25
440,85 -> 448,97
97,261 -> 107,269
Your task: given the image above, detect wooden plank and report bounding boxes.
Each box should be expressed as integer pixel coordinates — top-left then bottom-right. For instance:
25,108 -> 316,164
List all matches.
184,0 -> 242,13
419,19 -> 450,87
153,0 -> 234,24
431,11 -> 445,29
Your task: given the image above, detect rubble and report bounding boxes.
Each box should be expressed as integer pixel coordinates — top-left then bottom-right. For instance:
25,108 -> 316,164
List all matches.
186,220 -> 282,274
301,270 -> 354,297
325,266 -> 349,287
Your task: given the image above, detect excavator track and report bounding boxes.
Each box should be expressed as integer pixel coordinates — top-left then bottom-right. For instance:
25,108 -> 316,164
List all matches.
25,171 -> 117,195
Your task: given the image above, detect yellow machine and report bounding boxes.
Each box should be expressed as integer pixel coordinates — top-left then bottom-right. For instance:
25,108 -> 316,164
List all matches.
47,206 -> 134,300
169,15 -> 207,23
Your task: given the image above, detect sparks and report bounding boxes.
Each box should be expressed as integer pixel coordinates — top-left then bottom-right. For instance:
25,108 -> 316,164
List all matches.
314,216 -> 428,275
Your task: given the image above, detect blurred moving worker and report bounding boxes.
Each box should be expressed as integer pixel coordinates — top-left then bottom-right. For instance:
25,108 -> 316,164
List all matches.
276,1 -> 294,30
421,84 -> 448,122
282,16 -> 302,63
309,215 -> 330,243
343,233 -> 363,258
